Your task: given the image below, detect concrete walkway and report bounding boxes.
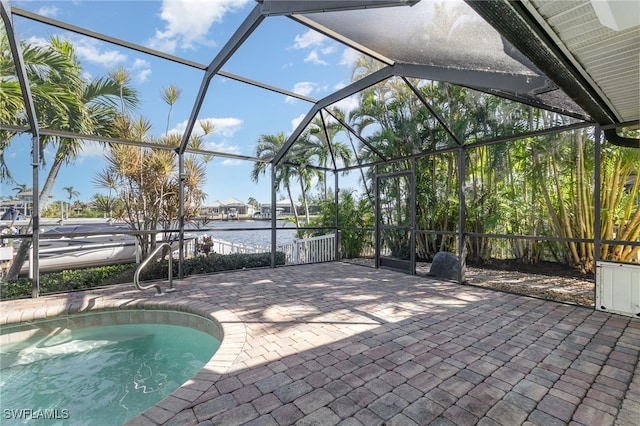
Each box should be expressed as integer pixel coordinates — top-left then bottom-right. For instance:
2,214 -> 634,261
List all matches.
1,262 -> 638,425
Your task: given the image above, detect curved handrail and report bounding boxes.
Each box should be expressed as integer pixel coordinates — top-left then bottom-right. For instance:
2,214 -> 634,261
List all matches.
133,242 -> 175,296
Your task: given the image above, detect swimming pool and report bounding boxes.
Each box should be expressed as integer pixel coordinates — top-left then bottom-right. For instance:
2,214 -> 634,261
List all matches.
0,311 -> 221,425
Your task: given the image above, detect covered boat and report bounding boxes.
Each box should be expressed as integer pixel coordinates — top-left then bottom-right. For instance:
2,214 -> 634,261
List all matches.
14,224 -> 193,274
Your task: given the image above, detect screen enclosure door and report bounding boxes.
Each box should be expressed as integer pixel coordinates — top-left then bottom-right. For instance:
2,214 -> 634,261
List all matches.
375,170 -> 416,274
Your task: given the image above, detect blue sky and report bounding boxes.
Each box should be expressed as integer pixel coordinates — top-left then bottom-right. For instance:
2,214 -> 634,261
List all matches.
2,0 -> 364,206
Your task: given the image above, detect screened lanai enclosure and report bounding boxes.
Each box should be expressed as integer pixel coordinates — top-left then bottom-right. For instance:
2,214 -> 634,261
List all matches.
1,1 -> 638,314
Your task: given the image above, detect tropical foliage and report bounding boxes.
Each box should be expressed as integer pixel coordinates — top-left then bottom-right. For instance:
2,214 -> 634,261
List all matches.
1,32 -> 138,280
0,32 -> 205,273
298,54 -> 638,274
342,68 -> 638,273
250,132 -> 302,226
94,126 -> 209,259
306,189 -> 374,259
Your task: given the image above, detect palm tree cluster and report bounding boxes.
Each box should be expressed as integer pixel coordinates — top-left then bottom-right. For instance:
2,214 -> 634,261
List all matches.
1,32 -> 139,279
250,113 -> 353,228
0,32 -> 207,278
253,54 -> 639,273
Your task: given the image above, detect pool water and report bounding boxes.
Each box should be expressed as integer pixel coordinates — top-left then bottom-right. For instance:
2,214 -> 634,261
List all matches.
0,323 -> 220,425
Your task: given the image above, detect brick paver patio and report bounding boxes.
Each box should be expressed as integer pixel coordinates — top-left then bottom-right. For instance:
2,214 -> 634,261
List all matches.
1,262 -> 638,425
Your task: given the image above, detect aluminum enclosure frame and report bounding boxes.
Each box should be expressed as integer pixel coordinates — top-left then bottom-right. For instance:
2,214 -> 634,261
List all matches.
1,0 -> 637,298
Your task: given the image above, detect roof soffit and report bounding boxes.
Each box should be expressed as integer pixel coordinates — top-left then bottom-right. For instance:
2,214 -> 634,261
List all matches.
465,0 -> 627,125
528,0 -> 640,124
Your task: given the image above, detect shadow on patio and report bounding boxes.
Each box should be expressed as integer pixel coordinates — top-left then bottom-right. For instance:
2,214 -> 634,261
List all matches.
126,262 -> 639,426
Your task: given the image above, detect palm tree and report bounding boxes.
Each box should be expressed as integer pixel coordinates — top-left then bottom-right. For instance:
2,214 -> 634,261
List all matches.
0,32 -> 78,181
329,107 -> 372,198
161,84 -> 182,134
92,193 -> 119,219
62,186 -> 79,218
247,197 -> 260,212
187,119 -> 214,163
251,132 -> 300,227
12,183 -> 28,197
108,66 -> 132,112
4,37 -> 138,281
304,113 -> 353,199
107,66 -> 136,139
94,118 -> 209,258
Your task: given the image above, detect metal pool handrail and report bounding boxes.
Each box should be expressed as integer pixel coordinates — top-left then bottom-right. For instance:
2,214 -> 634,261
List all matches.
134,242 -> 175,296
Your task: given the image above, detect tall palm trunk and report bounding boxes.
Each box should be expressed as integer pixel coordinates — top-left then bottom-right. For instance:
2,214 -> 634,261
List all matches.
285,182 -> 300,228
299,178 -> 311,225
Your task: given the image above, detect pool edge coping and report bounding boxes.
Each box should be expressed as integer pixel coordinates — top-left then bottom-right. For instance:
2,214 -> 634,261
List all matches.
0,292 -> 247,423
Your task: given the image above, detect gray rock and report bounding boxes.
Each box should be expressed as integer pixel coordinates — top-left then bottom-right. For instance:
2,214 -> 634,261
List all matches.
428,252 -> 460,281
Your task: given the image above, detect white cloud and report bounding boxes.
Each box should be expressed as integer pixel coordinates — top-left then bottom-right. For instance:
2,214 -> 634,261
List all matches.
73,139 -> 107,165
208,117 -> 243,137
74,38 -> 127,67
304,51 -> 327,65
293,30 -> 327,49
37,5 -> 59,17
292,82 -> 316,97
171,117 -> 243,138
206,141 -> 241,154
221,158 -> 242,166
136,68 -> 152,83
132,58 -> 152,83
317,84 -> 331,94
285,82 -> 316,103
332,95 -> 360,114
148,36 -> 177,54
78,140 -> 107,159
25,35 -> 129,71
133,58 -> 150,69
292,29 -> 337,66
204,142 -> 244,166
24,36 -> 49,49
147,0 -> 250,53
321,45 -> 336,55
290,114 -> 307,134
339,47 -> 360,68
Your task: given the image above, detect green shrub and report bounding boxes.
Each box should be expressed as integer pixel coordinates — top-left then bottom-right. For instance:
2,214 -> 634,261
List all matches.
306,190 -> 374,259
1,252 -> 286,299
0,278 -> 33,299
141,251 -> 285,279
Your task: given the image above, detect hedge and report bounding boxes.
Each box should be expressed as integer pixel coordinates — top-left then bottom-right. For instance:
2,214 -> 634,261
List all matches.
1,251 -> 286,299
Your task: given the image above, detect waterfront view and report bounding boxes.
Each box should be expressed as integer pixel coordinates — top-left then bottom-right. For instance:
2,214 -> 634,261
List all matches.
192,220 -> 298,248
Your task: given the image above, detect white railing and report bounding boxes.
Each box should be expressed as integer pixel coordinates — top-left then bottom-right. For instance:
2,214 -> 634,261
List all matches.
207,237 -> 270,255
279,234 -> 336,265
201,234 -> 336,265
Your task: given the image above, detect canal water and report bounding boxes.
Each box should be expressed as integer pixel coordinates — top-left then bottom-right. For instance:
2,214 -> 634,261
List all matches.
192,220 -> 298,247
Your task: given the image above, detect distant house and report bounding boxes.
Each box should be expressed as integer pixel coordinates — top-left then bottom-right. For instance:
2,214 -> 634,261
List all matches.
259,200 -> 299,217
1,190 -> 34,217
201,198 -> 256,218
200,201 -> 221,217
